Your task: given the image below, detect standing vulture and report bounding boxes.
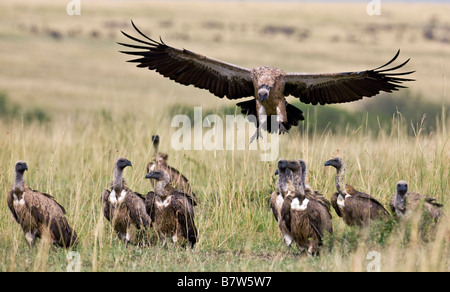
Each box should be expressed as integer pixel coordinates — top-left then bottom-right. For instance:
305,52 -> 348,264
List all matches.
146,134 -> 194,196
145,169 -> 197,248
390,180 -> 443,221
270,159 -> 295,249
119,21 -> 414,134
281,159 -> 333,254
324,157 -> 389,227
102,158 -> 151,247
7,161 -> 78,248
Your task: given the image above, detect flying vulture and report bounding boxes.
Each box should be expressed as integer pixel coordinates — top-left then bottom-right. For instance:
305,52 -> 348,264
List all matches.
324,157 -> 390,227
281,159 -> 333,254
119,21 -> 414,134
390,180 -> 443,221
145,169 -> 198,248
102,158 -> 151,247
7,161 -> 78,248
146,134 -> 194,196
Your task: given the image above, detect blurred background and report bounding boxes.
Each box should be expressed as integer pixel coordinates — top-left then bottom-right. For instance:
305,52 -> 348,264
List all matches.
0,0 -> 448,135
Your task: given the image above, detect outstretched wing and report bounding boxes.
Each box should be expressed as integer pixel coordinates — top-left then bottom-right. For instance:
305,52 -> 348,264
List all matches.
284,50 -> 415,105
119,21 -> 254,100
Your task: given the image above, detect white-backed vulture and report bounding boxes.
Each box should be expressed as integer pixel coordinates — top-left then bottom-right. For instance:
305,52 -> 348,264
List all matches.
270,159 -> 295,250
119,21 -> 414,134
390,180 -> 443,221
324,157 -> 389,227
145,169 -> 197,248
270,159 -> 293,223
281,159 -> 333,255
146,134 -> 194,196
102,158 -> 151,247
7,161 -> 78,248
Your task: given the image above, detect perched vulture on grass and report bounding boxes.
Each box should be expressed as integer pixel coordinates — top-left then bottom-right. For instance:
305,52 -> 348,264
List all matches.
7,161 -> 78,248
390,180 -> 443,221
280,159 -> 333,255
119,21 -> 414,135
270,159 -> 294,249
324,157 -> 389,227
102,158 -> 151,247
145,169 -> 198,248
146,134 -> 194,196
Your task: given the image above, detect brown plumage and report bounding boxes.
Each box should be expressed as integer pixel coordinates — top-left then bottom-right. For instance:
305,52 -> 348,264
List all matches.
270,159 -> 296,251
324,157 -> 389,227
119,21 -> 414,134
7,161 -> 77,248
280,159 -> 333,254
145,169 -> 197,248
146,135 -> 194,196
102,158 -> 151,247
270,160 -> 293,223
390,180 -> 443,221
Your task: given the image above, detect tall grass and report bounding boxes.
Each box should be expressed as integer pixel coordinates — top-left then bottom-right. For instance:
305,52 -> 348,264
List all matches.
0,103 -> 448,272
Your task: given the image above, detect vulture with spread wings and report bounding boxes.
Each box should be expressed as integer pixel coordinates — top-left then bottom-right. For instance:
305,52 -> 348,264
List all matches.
119,21 -> 414,134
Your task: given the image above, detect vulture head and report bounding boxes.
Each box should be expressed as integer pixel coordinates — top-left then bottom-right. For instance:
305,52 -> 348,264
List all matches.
257,84 -> 270,103
116,158 -> 132,170
152,134 -> 160,144
145,169 -> 170,184
324,157 -> 345,170
396,180 -> 408,196
15,161 -> 28,173
287,159 -> 302,172
274,159 -> 288,176
275,159 -> 295,196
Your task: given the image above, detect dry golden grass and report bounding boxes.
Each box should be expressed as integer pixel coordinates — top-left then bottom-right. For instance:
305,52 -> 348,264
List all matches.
0,0 -> 448,272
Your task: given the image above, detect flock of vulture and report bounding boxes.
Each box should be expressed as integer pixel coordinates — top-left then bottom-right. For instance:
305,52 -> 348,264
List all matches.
271,157 -> 443,254
6,135 -> 444,252
5,22 -> 444,254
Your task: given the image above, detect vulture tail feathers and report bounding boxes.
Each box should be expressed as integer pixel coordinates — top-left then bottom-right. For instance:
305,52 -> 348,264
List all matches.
236,100 -> 304,133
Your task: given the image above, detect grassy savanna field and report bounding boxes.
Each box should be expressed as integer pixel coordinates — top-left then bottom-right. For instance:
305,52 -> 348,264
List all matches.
0,0 -> 449,272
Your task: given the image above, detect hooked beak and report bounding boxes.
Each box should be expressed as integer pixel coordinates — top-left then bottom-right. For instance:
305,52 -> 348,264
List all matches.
274,169 -> 279,176
397,184 -> 408,194
145,171 -> 163,180
258,86 -> 269,103
287,160 -> 301,171
277,159 -> 288,171
324,160 -> 332,167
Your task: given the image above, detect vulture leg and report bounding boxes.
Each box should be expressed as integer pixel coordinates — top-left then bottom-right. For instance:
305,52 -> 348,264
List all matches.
118,232 -> 129,248
279,122 -> 287,134
24,230 -> 38,247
